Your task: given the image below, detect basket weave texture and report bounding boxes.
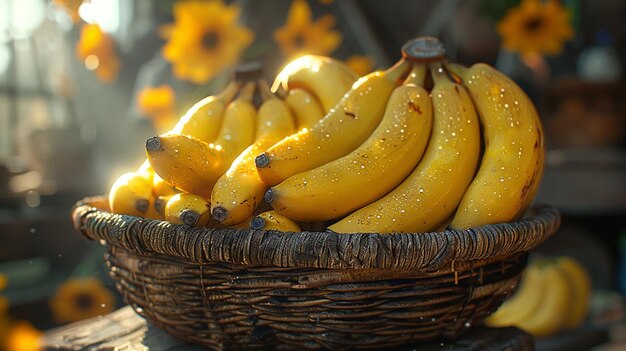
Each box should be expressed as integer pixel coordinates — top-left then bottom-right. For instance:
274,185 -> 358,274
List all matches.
72,196 -> 560,350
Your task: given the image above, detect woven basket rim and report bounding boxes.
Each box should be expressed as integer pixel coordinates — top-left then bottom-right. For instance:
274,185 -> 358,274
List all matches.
72,195 -> 560,271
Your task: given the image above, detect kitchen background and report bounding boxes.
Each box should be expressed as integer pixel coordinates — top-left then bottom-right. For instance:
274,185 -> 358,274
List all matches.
0,0 -> 625,349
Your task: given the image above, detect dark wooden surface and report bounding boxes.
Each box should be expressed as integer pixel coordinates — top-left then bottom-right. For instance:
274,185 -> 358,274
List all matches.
44,305 -> 534,351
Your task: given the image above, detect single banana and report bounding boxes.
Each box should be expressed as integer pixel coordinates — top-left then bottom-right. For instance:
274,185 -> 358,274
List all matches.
171,81 -> 240,142
272,55 -> 358,112
256,59 -> 412,187
557,257 -> 591,329
448,63 -> 545,229
152,173 -> 179,198
284,88 -> 325,129
212,81 -> 257,169
515,261 -> 571,337
251,210 -> 301,232
329,63 -> 481,233
108,171 -> 156,217
485,263 -> 545,327
212,81 -> 296,225
164,193 -> 212,226
266,64 -> 431,222
146,134 -> 225,198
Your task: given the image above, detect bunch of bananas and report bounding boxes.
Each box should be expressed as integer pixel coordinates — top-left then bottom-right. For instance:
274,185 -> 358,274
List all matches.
107,55 -> 357,231
107,37 -> 545,234
486,256 -> 592,337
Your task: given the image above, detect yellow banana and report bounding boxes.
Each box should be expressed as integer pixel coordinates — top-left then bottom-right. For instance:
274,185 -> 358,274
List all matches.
515,261 -> 571,337
152,173 -> 179,198
108,172 -> 156,217
448,63 -> 545,229
212,81 -> 257,169
164,193 -> 212,226
135,159 -> 155,183
256,59 -> 412,186
266,64 -> 431,222
272,55 -> 358,112
251,210 -> 301,232
146,134 -> 225,198
171,81 -> 240,142
485,263 -> 545,327
557,257 -> 591,329
284,88 -> 325,129
212,82 -> 296,225
329,63 -> 481,233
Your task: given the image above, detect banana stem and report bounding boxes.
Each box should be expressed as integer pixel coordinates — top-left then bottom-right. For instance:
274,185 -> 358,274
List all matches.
430,62 -> 454,86
257,79 -> 273,101
403,64 -> 427,86
218,80 -> 241,104
384,59 -> 412,84
444,63 -> 467,82
237,81 -> 256,102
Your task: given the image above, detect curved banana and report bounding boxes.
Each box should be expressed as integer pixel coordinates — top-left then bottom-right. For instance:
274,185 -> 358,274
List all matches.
448,63 -> 545,229
485,263 -> 546,327
329,63 -> 481,233
557,257 -> 591,329
284,88 -> 325,129
256,59 -> 412,187
516,262 -> 571,337
146,134 -> 225,198
251,210 -> 301,232
272,55 -> 358,112
171,81 -> 240,142
165,193 -> 212,226
212,81 -> 257,169
212,82 -> 296,225
109,171 -> 157,218
266,64 -> 431,222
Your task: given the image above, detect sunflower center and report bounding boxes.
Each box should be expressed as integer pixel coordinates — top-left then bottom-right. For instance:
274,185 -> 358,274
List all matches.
202,31 -> 219,49
293,34 -> 305,48
524,16 -> 544,32
74,292 -> 94,310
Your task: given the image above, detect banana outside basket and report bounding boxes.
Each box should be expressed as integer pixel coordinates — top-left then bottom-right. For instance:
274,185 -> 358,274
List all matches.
71,196 -> 560,350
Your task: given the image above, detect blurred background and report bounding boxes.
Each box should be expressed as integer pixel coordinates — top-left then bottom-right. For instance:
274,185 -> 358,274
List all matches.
0,0 -> 625,349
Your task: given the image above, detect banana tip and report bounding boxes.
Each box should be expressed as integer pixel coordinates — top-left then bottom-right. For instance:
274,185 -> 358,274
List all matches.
135,199 -> 149,213
212,206 -> 228,222
250,216 -> 266,230
180,210 -> 200,226
146,136 -> 161,151
255,153 -> 270,168
264,188 -> 274,204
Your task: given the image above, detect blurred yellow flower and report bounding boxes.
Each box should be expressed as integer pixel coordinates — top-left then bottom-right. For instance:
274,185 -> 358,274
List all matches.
346,55 -> 374,76
49,278 -> 115,323
497,0 -> 574,55
52,0 -> 83,23
76,24 -> 121,82
6,322 -> 42,351
161,0 -> 254,84
137,85 -> 177,133
274,0 -> 342,58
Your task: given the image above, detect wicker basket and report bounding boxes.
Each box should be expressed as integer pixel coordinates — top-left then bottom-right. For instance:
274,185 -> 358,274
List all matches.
72,196 -> 560,350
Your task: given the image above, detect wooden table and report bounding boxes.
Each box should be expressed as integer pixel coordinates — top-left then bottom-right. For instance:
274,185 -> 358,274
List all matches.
44,305 -> 534,350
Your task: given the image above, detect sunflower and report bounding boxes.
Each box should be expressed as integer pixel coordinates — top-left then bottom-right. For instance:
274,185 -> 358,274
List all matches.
137,85 -> 177,132
161,0 -> 254,84
5,321 -> 42,351
49,278 -> 115,323
274,0 -> 342,59
76,24 -> 121,82
497,0 -> 574,55
345,55 -> 374,76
